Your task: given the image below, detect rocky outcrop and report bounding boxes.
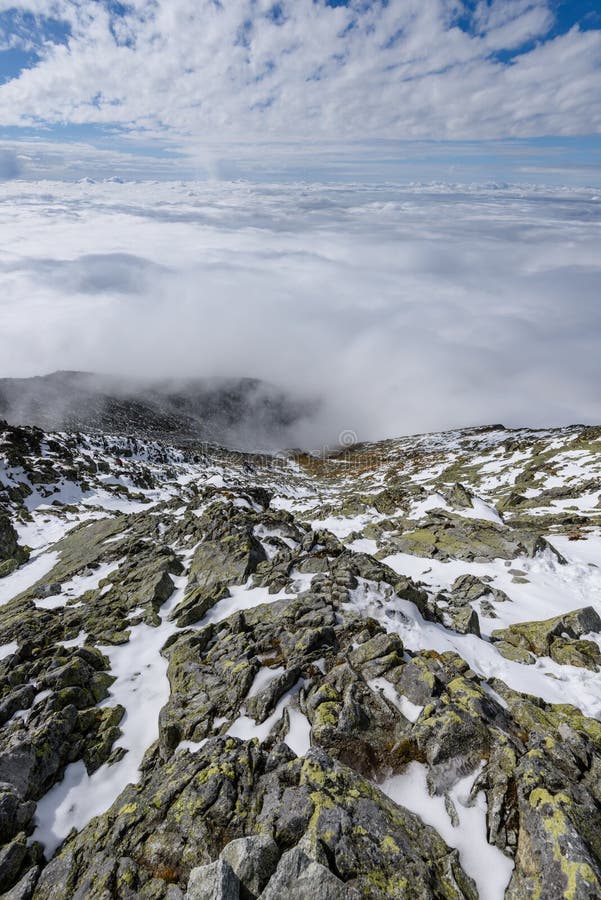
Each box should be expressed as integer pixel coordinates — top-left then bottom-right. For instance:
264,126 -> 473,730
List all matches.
1,421 -> 601,897
0,513 -> 29,578
491,607 -> 601,669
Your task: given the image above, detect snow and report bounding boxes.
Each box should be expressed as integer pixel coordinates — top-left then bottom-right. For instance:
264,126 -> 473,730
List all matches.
461,496 -> 504,525
254,523 -> 298,551
271,495 -> 315,514
383,546 -> 601,636
548,533 -> 601,568
0,641 -> 18,660
380,762 -> 514,900
14,513 -> 83,551
198,574 -> 313,626
226,679 -> 310,756
80,490 -> 158,514
33,594 -> 70,611
481,683 -> 509,709
10,688 -> 53,724
345,537 -> 378,555
285,707 -> 312,757
176,738 -> 209,754
58,631 -> 88,649
310,513 -> 383,539
345,578 -> 601,719
6,419 -> 601,878
368,677 -> 423,723
23,479 -> 86,512
0,551 -> 59,607
32,572 -> 188,855
247,666 -> 286,699
410,493 -> 448,518
33,560 -> 121,610
550,493 -> 600,513
408,492 -> 503,525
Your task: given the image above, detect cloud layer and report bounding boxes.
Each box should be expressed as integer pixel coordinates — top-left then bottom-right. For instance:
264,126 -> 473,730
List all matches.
1,179 -> 600,446
1,0 -> 600,151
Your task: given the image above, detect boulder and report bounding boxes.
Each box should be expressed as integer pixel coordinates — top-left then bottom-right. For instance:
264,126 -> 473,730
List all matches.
492,606 -> 601,669
220,835 -> 280,898
187,860 -> 240,900
259,848 -> 355,899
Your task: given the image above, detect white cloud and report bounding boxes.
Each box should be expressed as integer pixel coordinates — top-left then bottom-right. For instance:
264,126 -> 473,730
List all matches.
0,0 -> 599,149
0,179 -> 600,445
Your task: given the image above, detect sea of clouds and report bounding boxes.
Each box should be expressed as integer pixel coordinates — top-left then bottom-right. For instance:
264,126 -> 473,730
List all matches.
1,180 -> 600,447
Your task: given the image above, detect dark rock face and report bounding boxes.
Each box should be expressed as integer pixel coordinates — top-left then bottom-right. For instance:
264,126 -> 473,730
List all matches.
1,420 -> 601,897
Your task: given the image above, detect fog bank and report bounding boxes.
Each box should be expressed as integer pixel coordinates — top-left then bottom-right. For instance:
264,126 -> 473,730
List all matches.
1,180 -> 600,449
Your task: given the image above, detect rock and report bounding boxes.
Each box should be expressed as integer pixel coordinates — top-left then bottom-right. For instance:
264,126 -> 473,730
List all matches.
450,573 -> 511,605
507,753 -> 601,899
493,641 -> 535,664
3,420 -> 601,899
445,483 -> 474,510
32,583 -> 62,600
392,513 -> 567,563
394,657 -> 439,706
550,639 -> 601,669
0,786 -> 36,843
245,667 -> 301,724
0,515 -> 19,563
187,860 -> 240,899
491,606 -> 601,669
173,522 -> 266,627
447,606 -> 481,637
259,848 -> 354,899
0,832 -> 27,893
2,865 -> 40,900
498,492 -> 529,511
219,835 -> 280,898
0,514 -> 28,577
348,632 -> 404,677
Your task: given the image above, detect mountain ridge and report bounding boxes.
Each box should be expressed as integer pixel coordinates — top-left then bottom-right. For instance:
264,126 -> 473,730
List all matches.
0,371 -> 316,451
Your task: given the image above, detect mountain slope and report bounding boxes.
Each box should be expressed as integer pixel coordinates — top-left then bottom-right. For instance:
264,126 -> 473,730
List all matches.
0,371 -> 315,450
1,421 -> 601,898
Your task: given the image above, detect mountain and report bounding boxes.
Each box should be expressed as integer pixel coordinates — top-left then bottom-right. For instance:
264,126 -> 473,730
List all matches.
1,420 -> 601,897
0,371 -> 315,450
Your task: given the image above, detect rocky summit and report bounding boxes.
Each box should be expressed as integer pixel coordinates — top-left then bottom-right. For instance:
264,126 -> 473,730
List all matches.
1,420 -> 601,899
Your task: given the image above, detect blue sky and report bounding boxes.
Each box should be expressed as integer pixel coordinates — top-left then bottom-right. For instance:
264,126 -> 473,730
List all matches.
1,0 -> 600,182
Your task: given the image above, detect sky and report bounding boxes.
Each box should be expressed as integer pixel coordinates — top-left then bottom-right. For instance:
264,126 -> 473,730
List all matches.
0,3 -> 600,444
0,0 -> 600,182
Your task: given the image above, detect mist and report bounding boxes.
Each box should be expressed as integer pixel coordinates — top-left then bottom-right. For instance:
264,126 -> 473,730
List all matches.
1,180 -> 600,449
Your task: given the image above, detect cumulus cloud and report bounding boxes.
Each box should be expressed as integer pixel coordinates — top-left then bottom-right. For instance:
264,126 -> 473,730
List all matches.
0,179 -> 600,446
0,0 -> 599,151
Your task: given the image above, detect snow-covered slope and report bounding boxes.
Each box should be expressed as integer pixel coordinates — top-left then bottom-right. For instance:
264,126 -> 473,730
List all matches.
1,421 -> 601,898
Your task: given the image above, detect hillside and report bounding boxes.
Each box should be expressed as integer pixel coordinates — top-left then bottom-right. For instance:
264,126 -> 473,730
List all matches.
0,372 -> 314,451
1,420 -> 601,898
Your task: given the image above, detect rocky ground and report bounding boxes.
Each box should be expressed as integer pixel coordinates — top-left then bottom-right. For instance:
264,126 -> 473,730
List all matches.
1,420 -> 601,898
